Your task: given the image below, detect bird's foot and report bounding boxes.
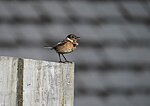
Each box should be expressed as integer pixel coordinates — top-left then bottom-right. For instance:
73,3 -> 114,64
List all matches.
58,60 -> 72,63
58,61 -> 63,63
64,61 -> 73,63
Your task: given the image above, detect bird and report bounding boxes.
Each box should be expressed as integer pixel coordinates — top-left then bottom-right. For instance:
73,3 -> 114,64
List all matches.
45,34 -> 80,62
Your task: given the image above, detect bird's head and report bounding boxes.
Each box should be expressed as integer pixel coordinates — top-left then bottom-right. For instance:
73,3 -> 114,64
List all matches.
66,34 -> 80,42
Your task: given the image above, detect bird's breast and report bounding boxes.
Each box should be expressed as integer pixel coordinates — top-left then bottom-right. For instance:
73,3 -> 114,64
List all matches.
56,42 -> 77,54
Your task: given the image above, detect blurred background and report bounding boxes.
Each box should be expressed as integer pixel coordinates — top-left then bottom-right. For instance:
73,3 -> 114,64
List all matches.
0,0 -> 150,106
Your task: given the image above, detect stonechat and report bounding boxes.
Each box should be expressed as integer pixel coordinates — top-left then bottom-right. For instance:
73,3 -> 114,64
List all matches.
45,34 -> 80,62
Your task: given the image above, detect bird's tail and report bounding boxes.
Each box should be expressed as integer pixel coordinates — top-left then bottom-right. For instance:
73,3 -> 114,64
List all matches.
44,46 -> 54,50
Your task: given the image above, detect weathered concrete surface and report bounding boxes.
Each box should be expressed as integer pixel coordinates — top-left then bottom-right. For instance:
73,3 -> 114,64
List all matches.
0,56 -> 74,106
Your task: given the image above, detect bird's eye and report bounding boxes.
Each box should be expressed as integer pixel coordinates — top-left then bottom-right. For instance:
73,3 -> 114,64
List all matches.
71,35 -> 74,38
67,34 -> 76,39
69,35 -> 74,38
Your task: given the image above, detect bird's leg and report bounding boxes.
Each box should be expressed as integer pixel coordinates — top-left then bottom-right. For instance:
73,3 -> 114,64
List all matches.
62,54 -> 71,63
58,53 -> 62,62
62,54 -> 67,61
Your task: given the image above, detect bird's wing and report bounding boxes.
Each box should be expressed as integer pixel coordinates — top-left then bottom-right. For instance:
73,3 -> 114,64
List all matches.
53,40 -> 66,48
56,39 -> 67,46
45,39 -> 67,50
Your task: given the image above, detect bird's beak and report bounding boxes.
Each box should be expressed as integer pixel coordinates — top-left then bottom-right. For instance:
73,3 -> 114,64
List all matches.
76,36 -> 80,39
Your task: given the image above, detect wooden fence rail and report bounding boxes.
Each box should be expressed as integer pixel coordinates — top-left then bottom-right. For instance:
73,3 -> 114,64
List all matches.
0,56 -> 74,106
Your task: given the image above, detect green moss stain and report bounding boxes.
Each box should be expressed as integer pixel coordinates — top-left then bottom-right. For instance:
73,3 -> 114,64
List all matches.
17,58 -> 24,106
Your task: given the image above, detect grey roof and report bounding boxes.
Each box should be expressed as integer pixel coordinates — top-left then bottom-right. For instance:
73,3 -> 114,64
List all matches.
0,1 -> 150,106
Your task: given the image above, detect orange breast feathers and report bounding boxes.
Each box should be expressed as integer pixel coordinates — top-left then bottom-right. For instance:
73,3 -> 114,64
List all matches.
56,41 -> 78,54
